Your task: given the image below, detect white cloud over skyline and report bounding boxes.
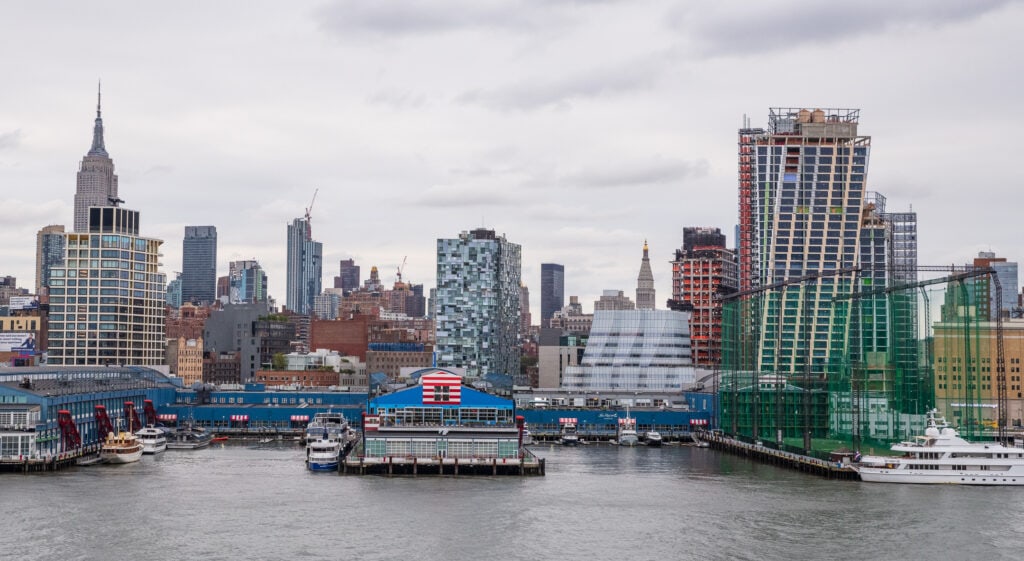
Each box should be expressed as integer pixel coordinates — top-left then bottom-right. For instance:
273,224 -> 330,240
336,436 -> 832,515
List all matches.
1,0 -> 1022,317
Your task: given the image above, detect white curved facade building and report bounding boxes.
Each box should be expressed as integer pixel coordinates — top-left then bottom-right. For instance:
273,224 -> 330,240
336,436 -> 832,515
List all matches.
561,310 -> 695,391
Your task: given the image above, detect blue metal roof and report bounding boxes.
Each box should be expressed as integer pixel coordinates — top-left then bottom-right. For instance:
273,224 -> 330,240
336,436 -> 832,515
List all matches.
370,384 -> 513,410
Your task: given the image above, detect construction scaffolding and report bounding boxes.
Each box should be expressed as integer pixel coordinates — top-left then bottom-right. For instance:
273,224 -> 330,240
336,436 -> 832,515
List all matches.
718,267 -> 1005,455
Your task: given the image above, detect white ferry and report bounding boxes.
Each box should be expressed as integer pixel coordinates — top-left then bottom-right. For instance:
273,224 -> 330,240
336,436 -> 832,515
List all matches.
855,410 -> 1024,485
135,426 -> 167,454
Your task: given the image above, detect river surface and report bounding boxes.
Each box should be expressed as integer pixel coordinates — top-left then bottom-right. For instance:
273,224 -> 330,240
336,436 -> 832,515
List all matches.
4,442 -> 1024,561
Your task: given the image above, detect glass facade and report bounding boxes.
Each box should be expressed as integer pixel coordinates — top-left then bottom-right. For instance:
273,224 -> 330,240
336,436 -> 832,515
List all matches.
561,310 -> 695,391
46,221 -> 167,366
435,229 -> 521,380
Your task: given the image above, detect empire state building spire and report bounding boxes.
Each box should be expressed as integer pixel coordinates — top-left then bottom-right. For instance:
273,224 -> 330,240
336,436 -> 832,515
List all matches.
88,81 -> 108,157
636,239 -> 656,310
74,83 -> 119,232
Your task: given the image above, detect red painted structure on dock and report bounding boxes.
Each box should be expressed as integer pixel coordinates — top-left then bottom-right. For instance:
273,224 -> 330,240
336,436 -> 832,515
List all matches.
143,399 -> 159,427
57,410 -> 81,451
124,401 -> 142,432
94,405 -> 114,438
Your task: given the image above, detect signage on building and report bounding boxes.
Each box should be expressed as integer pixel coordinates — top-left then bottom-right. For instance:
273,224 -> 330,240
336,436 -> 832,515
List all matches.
0,332 -> 36,353
8,296 -> 40,311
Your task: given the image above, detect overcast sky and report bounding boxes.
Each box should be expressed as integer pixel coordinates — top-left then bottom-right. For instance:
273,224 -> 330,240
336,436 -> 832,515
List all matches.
2,0 -> 1022,318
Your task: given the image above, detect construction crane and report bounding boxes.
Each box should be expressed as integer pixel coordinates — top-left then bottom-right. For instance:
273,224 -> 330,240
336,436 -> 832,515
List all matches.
304,188 -> 319,240
396,256 -> 407,284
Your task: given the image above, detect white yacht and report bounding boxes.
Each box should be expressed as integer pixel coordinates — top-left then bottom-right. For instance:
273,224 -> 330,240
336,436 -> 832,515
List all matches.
559,419 -> 580,446
135,426 -> 167,454
856,410 -> 1024,485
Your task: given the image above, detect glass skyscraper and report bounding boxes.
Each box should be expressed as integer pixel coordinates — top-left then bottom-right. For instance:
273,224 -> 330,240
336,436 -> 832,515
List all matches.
435,228 -> 521,380
540,263 -> 564,329
181,225 -> 217,305
738,108 -> 869,375
286,217 -> 322,315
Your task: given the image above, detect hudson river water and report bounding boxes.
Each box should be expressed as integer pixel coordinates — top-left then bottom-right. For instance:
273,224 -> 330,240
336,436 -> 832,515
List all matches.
5,442 -> 1024,561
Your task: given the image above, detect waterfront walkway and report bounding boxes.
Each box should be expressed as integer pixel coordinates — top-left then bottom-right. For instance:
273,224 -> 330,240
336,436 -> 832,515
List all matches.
702,431 -> 859,480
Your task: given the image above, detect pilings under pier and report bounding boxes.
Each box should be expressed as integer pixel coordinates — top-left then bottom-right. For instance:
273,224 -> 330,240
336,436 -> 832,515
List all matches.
340,454 -> 545,477
0,444 -> 102,473
702,432 -> 860,481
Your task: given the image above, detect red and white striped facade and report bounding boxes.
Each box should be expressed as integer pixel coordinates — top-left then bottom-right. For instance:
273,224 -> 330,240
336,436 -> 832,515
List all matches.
421,371 -> 462,405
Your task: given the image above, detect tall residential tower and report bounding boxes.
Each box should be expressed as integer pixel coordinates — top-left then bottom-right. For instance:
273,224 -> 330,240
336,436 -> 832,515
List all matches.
286,217 -> 322,315
435,228 -> 521,380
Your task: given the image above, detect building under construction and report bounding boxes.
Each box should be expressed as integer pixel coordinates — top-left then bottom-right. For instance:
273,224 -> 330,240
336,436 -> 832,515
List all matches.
718,108 -> 1014,456
670,227 -> 737,366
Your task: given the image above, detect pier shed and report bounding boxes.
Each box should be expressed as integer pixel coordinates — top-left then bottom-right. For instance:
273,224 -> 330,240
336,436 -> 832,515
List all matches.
347,370 -> 542,475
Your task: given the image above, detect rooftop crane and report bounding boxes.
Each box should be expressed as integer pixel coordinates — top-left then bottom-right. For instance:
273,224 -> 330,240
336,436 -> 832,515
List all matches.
397,256 -> 407,284
304,188 -> 319,240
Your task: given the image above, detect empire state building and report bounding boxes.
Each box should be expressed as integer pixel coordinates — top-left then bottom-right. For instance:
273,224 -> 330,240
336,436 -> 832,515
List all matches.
73,85 -> 119,232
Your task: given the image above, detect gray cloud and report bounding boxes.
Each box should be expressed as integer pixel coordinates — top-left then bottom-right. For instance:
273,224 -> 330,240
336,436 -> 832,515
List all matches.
672,0 -> 1015,58
366,89 -> 428,110
0,129 -> 23,150
315,0 -> 552,36
413,184 -> 517,207
456,55 -> 664,111
562,158 -> 709,189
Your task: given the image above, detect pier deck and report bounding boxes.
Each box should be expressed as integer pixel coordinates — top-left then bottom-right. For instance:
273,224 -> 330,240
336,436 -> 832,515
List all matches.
340,450 -> 545,477
702,432 -> 859,480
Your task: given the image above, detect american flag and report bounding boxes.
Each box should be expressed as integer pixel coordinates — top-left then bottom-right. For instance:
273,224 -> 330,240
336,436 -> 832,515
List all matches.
421,371 -> 462,404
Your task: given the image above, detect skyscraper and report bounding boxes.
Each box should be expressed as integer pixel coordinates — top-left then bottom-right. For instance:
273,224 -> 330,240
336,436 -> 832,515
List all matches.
540,263 -> 564,329
519,283 -> 532,336
635,241 -> 656,310
181,226 -> 217,305
286,217 -> 322,315
35,224 -> 65,294
435,228 -> 521,380
670,227 -> 737,366
49,92 -> 166,366
73,85 -> 118,232
228,260 -> 268,304
973,251 -> 1019,319
738,108 -> 869,374
48,207 -> 166,366
333,259 -> 360,295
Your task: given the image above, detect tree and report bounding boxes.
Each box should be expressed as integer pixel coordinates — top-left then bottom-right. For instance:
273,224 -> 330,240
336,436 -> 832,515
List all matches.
272,352 -> 286,370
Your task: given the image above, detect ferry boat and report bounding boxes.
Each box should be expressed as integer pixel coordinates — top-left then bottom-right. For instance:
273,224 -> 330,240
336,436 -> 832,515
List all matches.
306,431 -> 343,471
166,425 -> 213,450
304,411 -> 350,449
135,426 -> 167,454
99,430 -> 144,464
644,431 -> 663,447
618,411 -> 639,447
855,410 -> 1024,485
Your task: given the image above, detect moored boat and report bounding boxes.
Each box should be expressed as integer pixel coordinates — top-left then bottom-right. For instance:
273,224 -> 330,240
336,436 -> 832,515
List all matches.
100,430 -> 144,464
166,425 -> 213,450
855,409 -> 1024,485
134,426 -> 167,454
644,431 -> 663,447
618,410 -> 639,447
559,418 -> 580,446
306,436 -> 342,471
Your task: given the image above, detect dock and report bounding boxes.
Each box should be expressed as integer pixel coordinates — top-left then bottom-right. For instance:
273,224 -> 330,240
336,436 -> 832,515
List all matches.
0,444 -> 102,473
340,448 -> 545,476
701,431 -> 860,480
